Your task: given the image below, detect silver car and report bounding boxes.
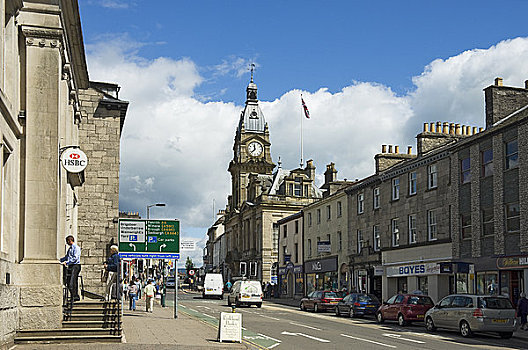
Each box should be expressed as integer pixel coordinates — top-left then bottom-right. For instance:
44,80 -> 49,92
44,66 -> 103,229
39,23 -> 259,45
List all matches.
425,294 -> 516,338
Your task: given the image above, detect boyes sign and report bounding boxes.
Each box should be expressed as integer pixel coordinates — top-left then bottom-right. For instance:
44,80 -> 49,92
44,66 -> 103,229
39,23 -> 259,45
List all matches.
118,219 -> 180,259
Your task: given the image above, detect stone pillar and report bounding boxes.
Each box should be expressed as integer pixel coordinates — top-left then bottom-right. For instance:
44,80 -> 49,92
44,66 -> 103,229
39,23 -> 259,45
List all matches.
18,26 -> 63,330
493,135 -> 505,255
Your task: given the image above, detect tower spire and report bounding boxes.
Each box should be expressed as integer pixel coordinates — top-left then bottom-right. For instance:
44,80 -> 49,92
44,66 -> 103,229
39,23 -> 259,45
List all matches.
250,63 -> 255,83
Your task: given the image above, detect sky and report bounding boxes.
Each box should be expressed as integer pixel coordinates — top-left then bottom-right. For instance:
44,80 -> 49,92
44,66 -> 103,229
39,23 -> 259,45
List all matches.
79,0 -> 528,266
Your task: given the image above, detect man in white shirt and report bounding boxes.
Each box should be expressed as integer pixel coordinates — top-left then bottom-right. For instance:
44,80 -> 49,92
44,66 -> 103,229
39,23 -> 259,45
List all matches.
144,280 -> 156,313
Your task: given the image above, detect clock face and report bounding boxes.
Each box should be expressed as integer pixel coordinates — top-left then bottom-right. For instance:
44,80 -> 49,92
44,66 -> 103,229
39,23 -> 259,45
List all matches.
247,141 -> 263,157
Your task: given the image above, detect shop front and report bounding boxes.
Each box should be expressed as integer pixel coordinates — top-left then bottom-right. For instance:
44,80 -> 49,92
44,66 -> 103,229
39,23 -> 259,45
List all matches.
304,256 -> 338,294
351,265 -> 383,300
278,262 -> 304,298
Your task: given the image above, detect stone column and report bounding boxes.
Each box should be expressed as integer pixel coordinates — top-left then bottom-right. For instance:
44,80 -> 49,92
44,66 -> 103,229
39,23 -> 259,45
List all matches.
17,26 -> 63,330
493,135 -> 505,255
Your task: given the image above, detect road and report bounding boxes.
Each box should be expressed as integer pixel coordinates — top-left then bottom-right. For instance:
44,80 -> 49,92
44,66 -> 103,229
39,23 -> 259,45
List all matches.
166,290 -> 526,350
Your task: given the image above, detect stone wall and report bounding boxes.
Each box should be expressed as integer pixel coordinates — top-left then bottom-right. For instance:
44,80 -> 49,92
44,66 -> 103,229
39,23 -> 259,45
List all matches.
77,87 -> 124,296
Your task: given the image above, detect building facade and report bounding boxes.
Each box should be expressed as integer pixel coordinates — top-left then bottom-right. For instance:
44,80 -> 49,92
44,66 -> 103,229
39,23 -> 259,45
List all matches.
277,212 -> 304,298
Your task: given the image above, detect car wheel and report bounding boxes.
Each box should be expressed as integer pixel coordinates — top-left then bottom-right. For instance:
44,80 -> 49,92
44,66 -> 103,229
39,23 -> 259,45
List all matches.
425,317 -> 436,332
227,297 -> 232,307
499,332 -> 513,339
376,312 -> 384,323
460,321 -> 472,337
300,302 -> 306,311
349,307 -> 355,318
314,303 -> 319,313
335,306 -> 340,317
398,313 -> 406,327
256,303 -> 262,308
235,298 -> 240,308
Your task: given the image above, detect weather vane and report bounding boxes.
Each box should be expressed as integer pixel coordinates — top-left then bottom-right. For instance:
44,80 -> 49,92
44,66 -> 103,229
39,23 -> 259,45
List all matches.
250,63 -> 255,82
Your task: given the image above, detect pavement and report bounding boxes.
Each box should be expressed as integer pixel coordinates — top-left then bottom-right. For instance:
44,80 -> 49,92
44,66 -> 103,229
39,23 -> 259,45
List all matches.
11,295 -> 248,350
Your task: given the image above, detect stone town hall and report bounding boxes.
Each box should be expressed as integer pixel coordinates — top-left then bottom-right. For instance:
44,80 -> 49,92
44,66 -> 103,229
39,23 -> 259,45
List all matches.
223,76 -> 321,282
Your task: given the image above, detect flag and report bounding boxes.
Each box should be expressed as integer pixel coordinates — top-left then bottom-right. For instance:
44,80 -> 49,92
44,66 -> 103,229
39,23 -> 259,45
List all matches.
301,96 -> 310,119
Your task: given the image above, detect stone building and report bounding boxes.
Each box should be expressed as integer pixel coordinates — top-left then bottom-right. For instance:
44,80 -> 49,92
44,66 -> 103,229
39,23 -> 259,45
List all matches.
223,77 -> 321,282
449,78 -> 528,305
303,164 -> 353,294
0,1 -> 126,347
277,212 -> 303,298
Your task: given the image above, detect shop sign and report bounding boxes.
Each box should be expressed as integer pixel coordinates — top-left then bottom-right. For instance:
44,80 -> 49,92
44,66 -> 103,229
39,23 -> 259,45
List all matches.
440,262 -> 453,273
358,269 -> 367,276
497,255 -> 528,269
373,266 -> 384,276
317,241 -> 331,253
304,257 -> 337,274
60,148 -> 88,173
385,262 -> 440,277
293,265 -> 303,274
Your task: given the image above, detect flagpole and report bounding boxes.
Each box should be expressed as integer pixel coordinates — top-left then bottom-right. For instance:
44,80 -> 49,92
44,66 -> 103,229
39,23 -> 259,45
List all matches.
300,94 -> 303,168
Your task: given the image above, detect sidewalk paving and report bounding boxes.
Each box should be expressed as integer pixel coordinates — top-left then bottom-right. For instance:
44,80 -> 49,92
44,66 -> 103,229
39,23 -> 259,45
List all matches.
12,298 -> 248,350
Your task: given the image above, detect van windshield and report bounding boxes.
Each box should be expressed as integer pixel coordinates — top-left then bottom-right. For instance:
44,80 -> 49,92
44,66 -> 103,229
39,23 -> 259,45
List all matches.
479,297 -> 514,309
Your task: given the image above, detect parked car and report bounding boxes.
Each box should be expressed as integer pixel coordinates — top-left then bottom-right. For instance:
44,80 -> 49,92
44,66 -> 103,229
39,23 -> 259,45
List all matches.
335,293 -> 381,318
203,273 -> 224,299
227,280 -> 263,308
377,294 -> 434,326
424,294 -> 516,339
300,291 -> 343,313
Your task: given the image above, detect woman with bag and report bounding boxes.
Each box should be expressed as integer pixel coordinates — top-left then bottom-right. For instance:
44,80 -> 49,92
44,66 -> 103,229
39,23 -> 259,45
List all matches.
128,278 -> 138,311
104,245 -> 120,300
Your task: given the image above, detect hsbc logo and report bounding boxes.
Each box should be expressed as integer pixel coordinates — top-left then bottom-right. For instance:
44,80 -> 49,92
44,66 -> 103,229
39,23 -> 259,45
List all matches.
60,148 -> 88,173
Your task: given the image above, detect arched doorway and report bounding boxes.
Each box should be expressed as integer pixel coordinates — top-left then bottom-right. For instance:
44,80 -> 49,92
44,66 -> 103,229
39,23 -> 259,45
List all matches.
339,263 -> 350,292
287,271 -> 294,298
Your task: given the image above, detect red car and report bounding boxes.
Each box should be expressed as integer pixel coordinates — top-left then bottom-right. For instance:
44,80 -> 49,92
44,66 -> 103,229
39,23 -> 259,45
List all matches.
300,291 -> 343,313
376,294 -> 434,326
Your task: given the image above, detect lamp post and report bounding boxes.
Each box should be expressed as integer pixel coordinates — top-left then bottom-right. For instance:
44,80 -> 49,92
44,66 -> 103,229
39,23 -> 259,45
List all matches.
146,203 -> 165,219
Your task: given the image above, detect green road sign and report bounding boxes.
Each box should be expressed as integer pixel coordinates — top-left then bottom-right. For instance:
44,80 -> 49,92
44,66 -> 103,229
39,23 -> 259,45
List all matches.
118,219 -> 180,259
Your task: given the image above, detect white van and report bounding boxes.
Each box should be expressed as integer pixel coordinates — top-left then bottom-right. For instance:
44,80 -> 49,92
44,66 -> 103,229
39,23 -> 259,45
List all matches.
203,273 -> 224,299
228,280 -> 263,308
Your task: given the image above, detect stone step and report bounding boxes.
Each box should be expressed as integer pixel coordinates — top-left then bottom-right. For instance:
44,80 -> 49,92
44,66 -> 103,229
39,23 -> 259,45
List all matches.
14,334 -> 122,344
17,328 -> 121,337
62,320 -> 121,329
67,314 -> 121,321
66,301 -> 120,308
70,307 -> 119,314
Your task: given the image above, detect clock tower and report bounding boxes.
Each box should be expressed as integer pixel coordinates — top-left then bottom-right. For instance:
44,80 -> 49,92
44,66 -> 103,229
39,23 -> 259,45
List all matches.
228,77 -> 275,210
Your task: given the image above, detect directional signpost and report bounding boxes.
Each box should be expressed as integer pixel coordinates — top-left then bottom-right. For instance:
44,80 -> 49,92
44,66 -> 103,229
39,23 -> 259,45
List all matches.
118,218 -> 180,317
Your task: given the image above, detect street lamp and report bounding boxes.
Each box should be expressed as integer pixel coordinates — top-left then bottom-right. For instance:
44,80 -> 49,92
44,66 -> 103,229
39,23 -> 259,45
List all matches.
146,203 -> 165,219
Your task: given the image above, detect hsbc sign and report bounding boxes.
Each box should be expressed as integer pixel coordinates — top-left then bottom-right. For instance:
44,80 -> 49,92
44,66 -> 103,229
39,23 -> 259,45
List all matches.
60,148 -> 88,173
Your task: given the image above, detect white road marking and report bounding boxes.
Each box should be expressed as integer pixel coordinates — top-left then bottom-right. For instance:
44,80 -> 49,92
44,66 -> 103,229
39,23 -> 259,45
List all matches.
180,305 -> 187,308
196,305 -> 212,310
202,313 -> 215,319
189,308 -> 198,312
383,333 -> 425,344
259,314 -> 280,321
341,334 -> 396,348
257,333 -> 282,343
289,321 -> 321,331
281,331 -> 330,343
268,343 -> 280,349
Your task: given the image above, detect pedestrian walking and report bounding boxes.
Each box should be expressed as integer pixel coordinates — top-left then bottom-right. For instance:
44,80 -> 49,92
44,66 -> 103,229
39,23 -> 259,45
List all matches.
128,278 -> 138,311
104,245 -> 120,300
517,293 -> 528,330
59,235 -> 81,302
145,280 -> 156,313
123,280 -> 128,301
225,280 -> 232,293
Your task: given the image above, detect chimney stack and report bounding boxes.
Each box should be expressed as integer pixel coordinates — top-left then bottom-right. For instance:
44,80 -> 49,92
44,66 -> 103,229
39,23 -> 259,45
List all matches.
395,145 -> 399,154
495,77 -> 503,86
423,123 -> 429,132
430,122 -> 435,132
443,122 -> 449,134
382,145 -> 387,153
525,80 -> 528,89
407,146 -> 412,155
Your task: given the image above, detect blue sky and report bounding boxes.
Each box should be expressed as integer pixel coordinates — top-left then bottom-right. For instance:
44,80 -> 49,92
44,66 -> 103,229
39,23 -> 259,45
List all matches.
79,0 -> 528,265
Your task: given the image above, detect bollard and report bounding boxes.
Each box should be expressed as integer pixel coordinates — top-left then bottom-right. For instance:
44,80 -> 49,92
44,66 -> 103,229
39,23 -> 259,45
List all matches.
231,305 -> 236,313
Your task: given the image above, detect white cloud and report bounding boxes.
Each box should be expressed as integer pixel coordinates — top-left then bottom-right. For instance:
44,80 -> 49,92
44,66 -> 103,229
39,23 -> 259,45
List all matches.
87,36 -> 528,262
212,57 -> 259,78
98,0 -> 129,9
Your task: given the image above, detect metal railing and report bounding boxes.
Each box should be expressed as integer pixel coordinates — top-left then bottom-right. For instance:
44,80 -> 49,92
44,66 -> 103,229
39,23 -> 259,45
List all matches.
62,266 -> 84,321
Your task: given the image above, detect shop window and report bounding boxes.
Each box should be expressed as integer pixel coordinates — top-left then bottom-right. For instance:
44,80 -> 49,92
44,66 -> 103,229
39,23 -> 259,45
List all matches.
418,276 -> 428,295
337,201 -> 342,217
392,178 -> 400,200
482,209 -> 494,236
397,278 -> 407,294
428,164 -> 438,189
316,209 -> 321,224
428,210 -> 437,241
326,205 -> 331,220
392,218 -> 400,247
476,272 -> 498,295
357,193 -> 364,214
505,140 -> 518,170
308,213 -> 312,227
373,225 -> 380,251
461,214 -> 471,239
461,158 -> 471,184
373,187 -> 380,209
506,203 -> 520,233
456,274 -> 469,293
481,149 -> 493,177
409,171 -> 417,195
357,230 -> 363,254
408,214 -> 416,244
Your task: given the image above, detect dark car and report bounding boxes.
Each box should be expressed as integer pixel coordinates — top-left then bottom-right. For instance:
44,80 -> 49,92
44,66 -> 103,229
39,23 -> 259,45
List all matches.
335,293 -> 381,318
300,291 -> 343,313
377,294 -> 434,326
